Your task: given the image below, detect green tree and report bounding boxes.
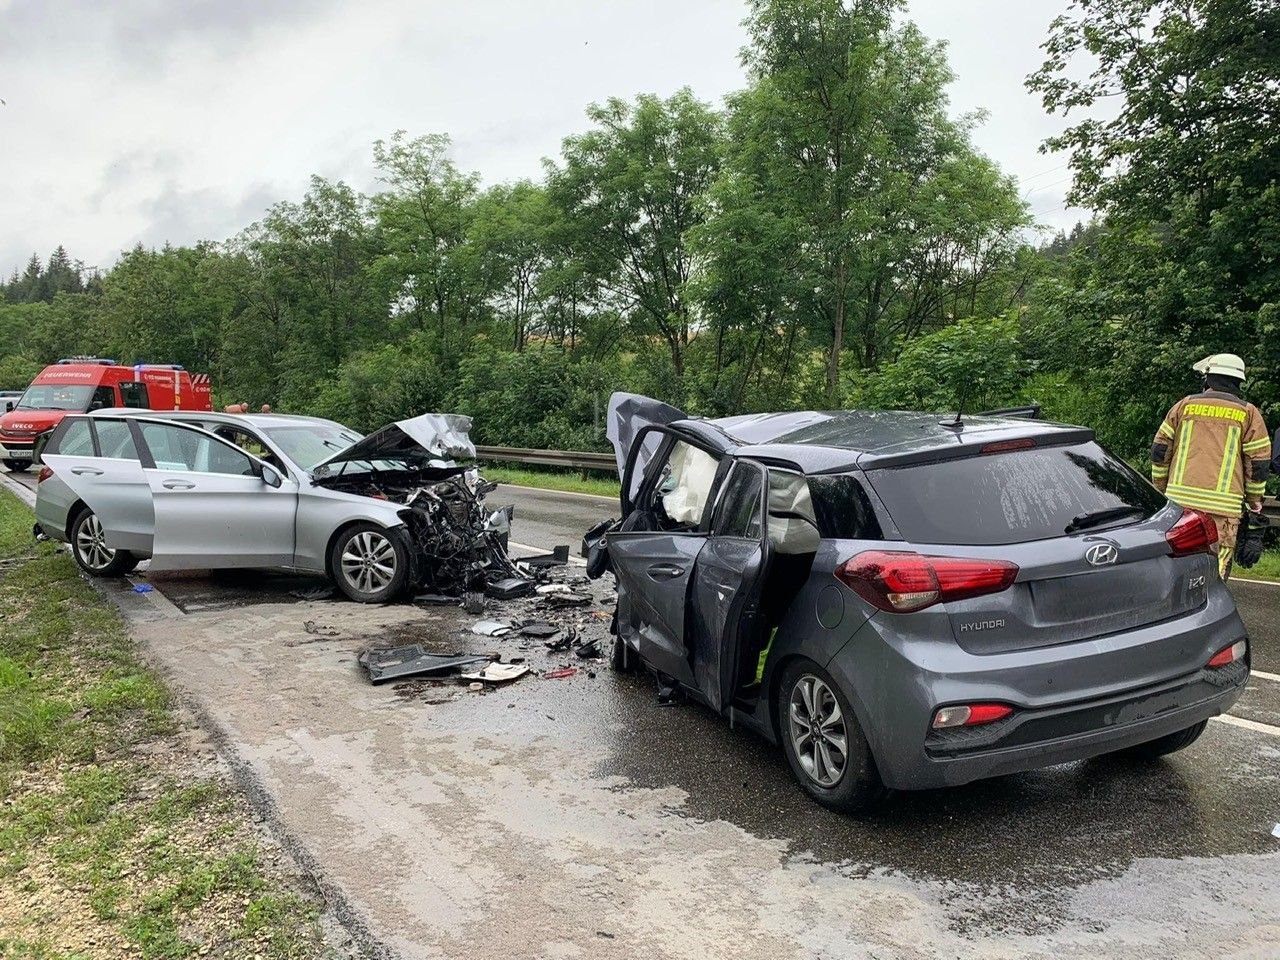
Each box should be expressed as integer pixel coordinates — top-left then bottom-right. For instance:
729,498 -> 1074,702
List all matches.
734,0 -> 1028,401
1028,0 -> 1280,453
549,89 -> 724,385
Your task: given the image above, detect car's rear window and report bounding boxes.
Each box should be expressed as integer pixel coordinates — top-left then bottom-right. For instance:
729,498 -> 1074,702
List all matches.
865,441 -> 1166,546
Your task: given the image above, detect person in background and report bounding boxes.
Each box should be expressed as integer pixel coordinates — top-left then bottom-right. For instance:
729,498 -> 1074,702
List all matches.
223,401 -> 249,414
260,404 -> 272,414
1150,353 -> 1271,579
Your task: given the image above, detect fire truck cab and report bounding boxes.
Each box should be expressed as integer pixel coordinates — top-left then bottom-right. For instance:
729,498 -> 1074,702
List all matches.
0,358 -> 212,471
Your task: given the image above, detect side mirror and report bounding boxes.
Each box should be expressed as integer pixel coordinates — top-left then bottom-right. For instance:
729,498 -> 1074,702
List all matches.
261,464 -> 284,489
3,401 -> 12,413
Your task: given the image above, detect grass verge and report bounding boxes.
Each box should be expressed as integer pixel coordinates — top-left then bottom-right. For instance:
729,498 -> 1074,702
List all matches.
485,465 -> 620,499
0,487 -> 329,959
1240,546 -> 1280,583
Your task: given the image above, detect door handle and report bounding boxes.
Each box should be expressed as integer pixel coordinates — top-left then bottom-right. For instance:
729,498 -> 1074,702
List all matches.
646,562 -> 686,581
70,467 -> 103,476
162,480 -> 195,490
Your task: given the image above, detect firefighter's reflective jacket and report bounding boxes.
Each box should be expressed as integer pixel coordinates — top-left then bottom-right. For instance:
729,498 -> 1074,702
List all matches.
1151,390 -> 1271,516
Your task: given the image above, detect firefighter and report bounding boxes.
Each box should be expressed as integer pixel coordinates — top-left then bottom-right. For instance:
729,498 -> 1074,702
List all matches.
1150,353 -> 1271,579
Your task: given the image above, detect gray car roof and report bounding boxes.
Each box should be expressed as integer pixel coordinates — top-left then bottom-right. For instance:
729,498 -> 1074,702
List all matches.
678,410 -> 1094,472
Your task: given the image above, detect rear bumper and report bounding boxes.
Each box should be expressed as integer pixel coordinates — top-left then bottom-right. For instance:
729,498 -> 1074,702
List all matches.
829,588 -> 1250,791
913,662 -> 1245,787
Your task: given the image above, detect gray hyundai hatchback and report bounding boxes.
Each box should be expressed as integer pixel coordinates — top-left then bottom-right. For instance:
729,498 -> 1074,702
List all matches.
596,394 -> 1250,812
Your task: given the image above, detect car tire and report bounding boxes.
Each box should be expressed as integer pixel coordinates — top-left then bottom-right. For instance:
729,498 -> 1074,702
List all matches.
777,658 -> 887,813
70,507 -> 138,577
1118,720 -> 1208,760
329,523 -> 410,604
4,459 -> 30,472
610,635 -> 638,673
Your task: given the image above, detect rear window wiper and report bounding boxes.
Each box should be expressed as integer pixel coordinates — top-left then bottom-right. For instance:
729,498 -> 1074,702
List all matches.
1064,506 -> 1146,534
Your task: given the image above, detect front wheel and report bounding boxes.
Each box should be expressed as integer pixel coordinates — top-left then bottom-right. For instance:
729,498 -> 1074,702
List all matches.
777,659 -> 887,813
4,459 -> 30,472
70,507 -> 138,577
329,523 -> 410,603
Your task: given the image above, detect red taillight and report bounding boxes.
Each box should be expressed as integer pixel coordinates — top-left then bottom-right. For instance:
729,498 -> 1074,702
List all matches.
36,466 -> 53,484
835,550 -> 1019,613
1206,639 -> 1246,669
932,703 -> 1014,729
1165,508 -> 1218,557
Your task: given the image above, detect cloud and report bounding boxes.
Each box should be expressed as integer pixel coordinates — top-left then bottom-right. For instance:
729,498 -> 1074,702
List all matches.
0,0 -> 1093,277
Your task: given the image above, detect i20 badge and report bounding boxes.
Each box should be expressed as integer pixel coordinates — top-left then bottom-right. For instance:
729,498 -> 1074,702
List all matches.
1085,543 -> 1119,566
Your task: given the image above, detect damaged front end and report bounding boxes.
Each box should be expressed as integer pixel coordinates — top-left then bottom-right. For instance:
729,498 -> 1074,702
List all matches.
311,414 -> 520,597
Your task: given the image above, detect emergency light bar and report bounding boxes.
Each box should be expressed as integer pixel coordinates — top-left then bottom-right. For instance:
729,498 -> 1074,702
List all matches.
56,357 -> 116,365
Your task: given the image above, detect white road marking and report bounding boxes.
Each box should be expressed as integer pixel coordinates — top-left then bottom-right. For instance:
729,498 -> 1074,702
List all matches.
1212,713 -> 1280,737
1231,576 -> 1280,587
509,539 -> 587,567
1250,669 -> 1280,683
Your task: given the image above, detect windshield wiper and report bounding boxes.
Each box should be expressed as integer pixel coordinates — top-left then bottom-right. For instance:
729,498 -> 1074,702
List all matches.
1064,506 -> 1146,534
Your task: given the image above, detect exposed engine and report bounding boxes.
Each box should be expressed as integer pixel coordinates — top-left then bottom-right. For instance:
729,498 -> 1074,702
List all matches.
317,465 -> 518,596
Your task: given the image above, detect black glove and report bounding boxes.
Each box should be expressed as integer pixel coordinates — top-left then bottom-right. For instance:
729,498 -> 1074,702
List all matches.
1235,509 -> 1269,569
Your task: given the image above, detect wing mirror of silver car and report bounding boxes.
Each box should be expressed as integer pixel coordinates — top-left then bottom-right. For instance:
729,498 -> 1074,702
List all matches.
260,465 -> 284,488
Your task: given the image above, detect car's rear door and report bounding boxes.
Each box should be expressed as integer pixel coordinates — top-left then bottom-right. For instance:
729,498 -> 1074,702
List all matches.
132,420 -> 298,570
40,416 -> 154,553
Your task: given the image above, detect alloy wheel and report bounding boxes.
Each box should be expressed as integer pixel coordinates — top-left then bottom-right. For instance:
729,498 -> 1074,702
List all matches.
76,514 -> 116,571
340,530 -> 397,594
787,674 -> 848,788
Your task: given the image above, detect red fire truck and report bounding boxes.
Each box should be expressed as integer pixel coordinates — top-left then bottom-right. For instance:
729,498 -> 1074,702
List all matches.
0,358 -> 213,470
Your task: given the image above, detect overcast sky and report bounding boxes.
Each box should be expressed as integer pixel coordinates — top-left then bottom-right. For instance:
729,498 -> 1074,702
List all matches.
0,0 -> 1089,278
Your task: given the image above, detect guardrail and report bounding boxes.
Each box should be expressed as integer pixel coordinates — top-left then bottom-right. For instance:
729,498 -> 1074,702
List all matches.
475,445 -> 615,472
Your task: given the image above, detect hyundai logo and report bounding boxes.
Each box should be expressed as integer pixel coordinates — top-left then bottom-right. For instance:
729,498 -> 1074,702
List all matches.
1085,543 -> 1119,566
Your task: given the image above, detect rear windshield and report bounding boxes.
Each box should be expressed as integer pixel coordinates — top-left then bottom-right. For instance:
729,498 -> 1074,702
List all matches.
866,441 -> 1166,546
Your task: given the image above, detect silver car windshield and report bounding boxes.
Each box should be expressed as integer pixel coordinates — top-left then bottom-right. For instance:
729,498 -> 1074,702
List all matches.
259,424 -> 363,470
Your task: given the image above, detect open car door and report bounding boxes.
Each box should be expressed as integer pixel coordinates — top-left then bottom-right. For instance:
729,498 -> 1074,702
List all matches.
608,426 -> 723,690
687,460 -> 771,713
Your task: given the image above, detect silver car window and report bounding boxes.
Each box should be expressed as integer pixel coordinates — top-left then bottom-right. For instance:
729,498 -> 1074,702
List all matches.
57,419 -> 95,457
138,422 -> 256,476
94,420 -> 140,460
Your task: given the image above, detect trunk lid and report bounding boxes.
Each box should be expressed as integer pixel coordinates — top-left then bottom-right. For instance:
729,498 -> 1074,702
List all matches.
863,439 -> 1210,653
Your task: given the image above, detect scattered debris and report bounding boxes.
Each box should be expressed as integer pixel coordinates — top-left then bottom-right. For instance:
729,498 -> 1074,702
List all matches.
544,667 -> 578,680
1272,822 -> 1280,840
574,638 -> 601,659
545,627 -> 577,653
303,620 -> 341,637
470,620 -> 512,637
462,662 -> 531,684
486,577 -> 534,600
131,583 -> 154,593
541,591 -> 593,609
469,682 -> 484,692
359,645 -> 490,685
519,545 -> 570,569
415,592 -> 457,605
463,590 -> 486,615
516,621 -> 560,639
291,584 -> 337,601
536,583 -> 574,596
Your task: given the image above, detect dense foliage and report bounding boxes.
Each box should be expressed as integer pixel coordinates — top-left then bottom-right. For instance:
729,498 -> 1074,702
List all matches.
1,0 -> 1274,464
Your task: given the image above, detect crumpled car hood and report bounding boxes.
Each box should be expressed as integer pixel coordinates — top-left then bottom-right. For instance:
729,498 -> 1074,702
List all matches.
312,413 -> 476,474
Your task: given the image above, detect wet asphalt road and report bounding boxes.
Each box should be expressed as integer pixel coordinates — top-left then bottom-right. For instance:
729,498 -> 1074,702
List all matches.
5,468 -> 1280,950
